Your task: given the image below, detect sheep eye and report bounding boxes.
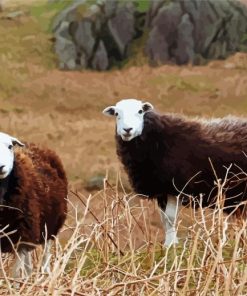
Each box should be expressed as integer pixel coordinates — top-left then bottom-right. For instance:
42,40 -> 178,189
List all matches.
138,110 -> 143,114
8,145 -> 13,150
115,112 -> 119,116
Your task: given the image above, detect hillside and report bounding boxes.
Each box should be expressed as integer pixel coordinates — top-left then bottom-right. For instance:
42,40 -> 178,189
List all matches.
1,1 -> 247,185
0,1 -> 246,295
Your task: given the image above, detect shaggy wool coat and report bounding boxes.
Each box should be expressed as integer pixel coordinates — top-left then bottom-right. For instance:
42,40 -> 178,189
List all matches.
116,111 -> 247,214
0,143 -> 67,253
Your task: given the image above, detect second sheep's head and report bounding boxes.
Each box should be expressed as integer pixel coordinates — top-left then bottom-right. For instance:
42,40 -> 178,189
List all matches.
0,132 -> 24,179
103,99 -> 153,141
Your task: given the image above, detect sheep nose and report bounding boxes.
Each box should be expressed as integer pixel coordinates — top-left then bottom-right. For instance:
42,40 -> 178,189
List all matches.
123,128 -> 133,134
0,165 -> 5,174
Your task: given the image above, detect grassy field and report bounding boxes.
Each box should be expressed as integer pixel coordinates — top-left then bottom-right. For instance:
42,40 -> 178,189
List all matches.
1,187 -> 246,295
0,1 -> 247,295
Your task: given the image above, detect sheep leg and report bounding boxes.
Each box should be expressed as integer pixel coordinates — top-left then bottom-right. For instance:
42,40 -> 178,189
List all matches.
12,247 -> 32,278
41,240 -> 52,273
159,195 -> 180,247
24,250 -> 33,276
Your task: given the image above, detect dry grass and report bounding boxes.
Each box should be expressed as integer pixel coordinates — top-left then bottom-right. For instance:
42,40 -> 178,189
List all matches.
0,178 -> 246,295
0,1 -> 247,295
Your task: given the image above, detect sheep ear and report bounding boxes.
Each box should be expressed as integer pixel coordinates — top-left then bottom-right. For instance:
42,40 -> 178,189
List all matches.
102,106 -> 116,116
11,137 -> 25,147
142,102 -> 153,112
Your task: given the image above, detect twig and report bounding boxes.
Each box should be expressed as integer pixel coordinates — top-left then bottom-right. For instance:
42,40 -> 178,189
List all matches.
70,189 -> 124,256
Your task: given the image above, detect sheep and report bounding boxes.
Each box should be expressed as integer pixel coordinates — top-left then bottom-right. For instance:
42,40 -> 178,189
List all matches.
0,132 -> 68,277
103,98 -> 247,246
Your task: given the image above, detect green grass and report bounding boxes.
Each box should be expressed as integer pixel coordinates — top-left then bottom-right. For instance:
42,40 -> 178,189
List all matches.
29,0 -> 72,32
0,0 -> 70,100
149,74 -> 217,93
62,237 -> 246,294
135,0 -> 150,12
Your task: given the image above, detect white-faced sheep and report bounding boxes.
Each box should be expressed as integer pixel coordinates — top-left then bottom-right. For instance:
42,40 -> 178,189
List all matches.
0,132 -> 67,277
103,98 -> 247,246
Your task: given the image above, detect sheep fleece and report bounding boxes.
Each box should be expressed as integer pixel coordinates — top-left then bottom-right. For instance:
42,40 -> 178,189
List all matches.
116,111 -> 247,213
0,143 -> 67,252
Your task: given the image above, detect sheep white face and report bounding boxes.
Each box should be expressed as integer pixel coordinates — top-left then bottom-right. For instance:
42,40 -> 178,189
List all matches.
103,99 -> 153,141
0,133 -> 24,179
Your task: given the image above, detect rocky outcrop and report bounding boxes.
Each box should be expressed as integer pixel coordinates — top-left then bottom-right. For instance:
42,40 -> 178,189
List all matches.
53,0 -> 141,70
53,0 -> 247,70
146,0 -> 247,65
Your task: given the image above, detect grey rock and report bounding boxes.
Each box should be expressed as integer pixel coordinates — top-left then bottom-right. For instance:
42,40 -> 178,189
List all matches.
104,0 -> 118,18
146,26 -> 169,64
53,0 -> 137,70
190,0 -> 220,54
55,39 -> 77,70
107,2 -> 136,57
54,20 -> 71,39
236,0 -> 247,18
74,20 -> 96,57
55,40 -> 76,70
152,2 -> 183,31
146,0 -> 247,65
146,2 -> 183,64
92,40 -> 109,70
89,4 -> 101,15
146,0 -> 166,27
4,10 -> 25,19
52,0 -> 247,69
79,51 -> 88,69
175,14 -> 194,65
54,21 -> 78,70
85,175 -> 105,191
52,0 -> 88,32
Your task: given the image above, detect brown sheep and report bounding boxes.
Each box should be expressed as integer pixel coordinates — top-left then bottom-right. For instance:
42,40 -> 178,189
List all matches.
0,132 -> 67,277
103,98 -> 247,246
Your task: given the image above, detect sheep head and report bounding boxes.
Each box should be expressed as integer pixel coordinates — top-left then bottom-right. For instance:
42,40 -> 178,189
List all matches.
0,132 -> 24,179
103,99 -> 153,141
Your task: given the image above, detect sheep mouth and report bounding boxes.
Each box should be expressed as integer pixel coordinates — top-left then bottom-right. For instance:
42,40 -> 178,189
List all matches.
0,172 -> 8,179
122,134 -> 133,141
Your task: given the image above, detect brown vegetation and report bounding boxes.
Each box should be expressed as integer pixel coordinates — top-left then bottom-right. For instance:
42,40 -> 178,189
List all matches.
0,1 -> 246,294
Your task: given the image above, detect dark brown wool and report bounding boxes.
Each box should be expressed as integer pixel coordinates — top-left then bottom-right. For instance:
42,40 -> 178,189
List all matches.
116,111 -> 247,214
0,143 -> 68,253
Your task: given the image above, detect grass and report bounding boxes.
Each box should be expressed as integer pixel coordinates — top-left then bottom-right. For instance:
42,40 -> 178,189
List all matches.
29,1 -> 72,32
0,181 -> 246,295
0,1 -> 63,100
149,73 -> 217,93
0,1 -> 247,294
135,0 -> 151,12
